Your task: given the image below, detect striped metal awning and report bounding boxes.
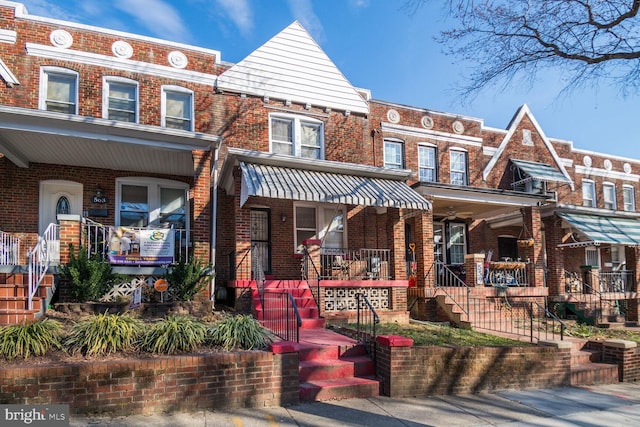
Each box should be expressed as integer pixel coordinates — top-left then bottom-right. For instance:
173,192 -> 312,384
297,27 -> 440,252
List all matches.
511,159 -> 572,184
557,212 -> 640,246
239,162 -> 431,210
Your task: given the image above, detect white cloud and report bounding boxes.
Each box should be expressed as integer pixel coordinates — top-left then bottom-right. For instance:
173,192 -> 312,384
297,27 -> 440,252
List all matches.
349,0 -> 370,8
113,0 -> 191,42
215,0 -> 253,36
285,0 -> 324,43
19,0 -> 76,20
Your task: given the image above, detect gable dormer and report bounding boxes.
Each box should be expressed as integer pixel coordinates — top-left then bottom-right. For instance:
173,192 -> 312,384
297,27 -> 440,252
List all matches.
216,21 -> 369,115
483,104 -> 574,192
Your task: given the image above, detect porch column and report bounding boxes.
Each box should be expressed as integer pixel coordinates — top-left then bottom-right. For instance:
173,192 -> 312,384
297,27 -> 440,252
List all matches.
413,209 -> 434,288
58,214 -> 82,264
520,206 -> 544,288
234,172 -> 252,280
544,215 -> 565,296
191,150 -> 211,262
625,246 -> 640,322
388,209 -> 406,281
464,253 -> 485,287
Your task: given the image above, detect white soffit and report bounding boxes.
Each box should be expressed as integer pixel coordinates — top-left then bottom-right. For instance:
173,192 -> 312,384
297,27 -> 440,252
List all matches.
217,21 -> 369,115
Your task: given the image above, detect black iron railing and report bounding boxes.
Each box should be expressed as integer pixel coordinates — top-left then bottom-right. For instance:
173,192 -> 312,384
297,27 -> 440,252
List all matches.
262,291 -> 301,342
356,293 -> 380,360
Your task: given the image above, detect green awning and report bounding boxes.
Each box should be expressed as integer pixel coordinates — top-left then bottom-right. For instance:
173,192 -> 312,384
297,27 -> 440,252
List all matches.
557,212 -> 640,246
239,162 -> 431,210
511,159 -> 572,184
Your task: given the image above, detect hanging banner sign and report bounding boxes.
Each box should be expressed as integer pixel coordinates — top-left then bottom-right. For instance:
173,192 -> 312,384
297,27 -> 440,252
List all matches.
108,227 -> 175,265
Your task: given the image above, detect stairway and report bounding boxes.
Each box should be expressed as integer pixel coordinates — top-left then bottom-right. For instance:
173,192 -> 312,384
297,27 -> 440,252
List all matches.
252,279 -> 325,329
569,338 -> 619,386
298,332 -> 380,402
0,271 -> 52,325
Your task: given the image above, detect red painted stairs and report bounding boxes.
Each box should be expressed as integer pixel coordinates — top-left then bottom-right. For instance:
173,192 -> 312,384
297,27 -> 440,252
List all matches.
0,272 -> 53,325
252,279 -> 326,329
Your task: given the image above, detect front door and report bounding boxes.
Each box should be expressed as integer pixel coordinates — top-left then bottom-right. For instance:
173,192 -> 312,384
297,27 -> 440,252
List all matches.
39,180 -> 83,262
250,209 -> 271,275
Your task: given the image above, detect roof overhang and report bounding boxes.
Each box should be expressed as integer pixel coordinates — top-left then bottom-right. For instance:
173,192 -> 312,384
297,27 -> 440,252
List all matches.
413,182 -> 550,221
557,209 -> 640,247
220,148 -> 430,210
510,159 -> 573,186
0,106 -> 221,176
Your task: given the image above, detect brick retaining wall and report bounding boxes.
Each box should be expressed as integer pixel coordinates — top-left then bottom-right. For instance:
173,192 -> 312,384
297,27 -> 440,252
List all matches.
0,351 -> 299,416
376,335 -> 572,396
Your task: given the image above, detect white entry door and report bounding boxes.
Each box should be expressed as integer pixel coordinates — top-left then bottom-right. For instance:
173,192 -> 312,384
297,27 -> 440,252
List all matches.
39,180 -> 83,262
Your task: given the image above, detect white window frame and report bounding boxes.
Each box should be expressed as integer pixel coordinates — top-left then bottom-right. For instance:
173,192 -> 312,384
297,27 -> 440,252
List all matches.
103,76 -> 139,123
39,66 -> 79,114
269,113 -> 324,159
603,182 -> 616,210
585,246 -> 601,269
293,202 -> 346,252
582,179 -> 596,207
450,148 -> 468,186
418,143 -> 437,182
623,184 -> 635,212
447,222 -> 467,265
384,138 -> 405,169
161,85 -> 194,131
115,177 -> 189,230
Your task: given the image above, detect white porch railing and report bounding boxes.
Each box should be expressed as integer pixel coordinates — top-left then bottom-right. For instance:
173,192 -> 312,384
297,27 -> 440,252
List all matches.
319,248 -> 391,280
27,223 -> 59,310
0,230 -> 20,266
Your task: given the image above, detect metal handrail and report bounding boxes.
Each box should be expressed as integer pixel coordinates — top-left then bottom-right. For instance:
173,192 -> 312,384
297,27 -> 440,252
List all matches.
0,230 -> 20,266
301,245 -> 322,308
530,301 -> 566,342
262,291 -> 301,342
27,223 -> 59,310
356,293 -> 380,360
429,261 -> 470,319
564,270 -> 627,323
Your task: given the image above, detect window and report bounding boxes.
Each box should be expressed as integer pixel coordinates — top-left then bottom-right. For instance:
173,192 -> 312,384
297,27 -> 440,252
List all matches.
448,223 -> 466,265
623,185 -> 635,212
104,77 -> 138,122
117,178 -> 188,229
39,67 -> 78,114
603,182 -> 616,210
582,179 -> 596,207
450,149 -> 468,186
294,204 -> 346,251
162,86 -> 193,131
418,144 -> 437,182
585,247 -> 600,268
384,139 -> 404,169
270,115 -> 323,159
611,246 -> 625,269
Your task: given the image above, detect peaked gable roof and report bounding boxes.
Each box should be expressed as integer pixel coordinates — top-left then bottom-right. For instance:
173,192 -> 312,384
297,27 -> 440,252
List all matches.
482,104 -> 574,190
216,21 -> 369,115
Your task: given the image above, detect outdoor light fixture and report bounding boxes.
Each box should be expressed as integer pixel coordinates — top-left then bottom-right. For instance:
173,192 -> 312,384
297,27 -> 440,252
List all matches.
281,212 -> 287,222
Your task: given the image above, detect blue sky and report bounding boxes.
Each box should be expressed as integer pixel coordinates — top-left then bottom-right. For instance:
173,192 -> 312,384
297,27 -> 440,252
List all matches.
18,0 -> 640,160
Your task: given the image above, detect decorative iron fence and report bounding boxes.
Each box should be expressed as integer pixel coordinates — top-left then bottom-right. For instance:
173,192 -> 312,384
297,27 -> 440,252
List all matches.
319,248 -> 391,280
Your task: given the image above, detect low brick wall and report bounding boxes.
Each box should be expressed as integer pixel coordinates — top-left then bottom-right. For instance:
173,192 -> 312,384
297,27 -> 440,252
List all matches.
376,335 -> 572,396
586,339 -> 640,382
0,351 -> 299,416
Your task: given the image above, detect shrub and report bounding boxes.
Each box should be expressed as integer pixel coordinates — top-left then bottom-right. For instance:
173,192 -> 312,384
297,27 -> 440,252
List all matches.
139,315 -> 208,354
64,312 -> 143,357
207,314 -> 273,351
0,319 -> 63,359
60,245 -> 124,302
165,257 -> 214,301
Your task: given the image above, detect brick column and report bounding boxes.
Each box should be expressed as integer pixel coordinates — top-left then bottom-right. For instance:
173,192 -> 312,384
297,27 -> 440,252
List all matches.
57,214 -> 83,264
234,172 -> 251,280
413,210 -> 434,288
191,150 -> 211,263
388,209 -> 406,281
602,340 -> 640,382
544,215 -> 565,296
464,253 -> 485,287
521,207 -> 544,288
625,249 -> 640,321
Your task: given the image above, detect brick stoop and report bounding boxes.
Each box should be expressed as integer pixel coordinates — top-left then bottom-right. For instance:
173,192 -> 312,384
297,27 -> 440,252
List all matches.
0,272 -> 52,325
568,338 -> 619,386
298,339 -> 379,402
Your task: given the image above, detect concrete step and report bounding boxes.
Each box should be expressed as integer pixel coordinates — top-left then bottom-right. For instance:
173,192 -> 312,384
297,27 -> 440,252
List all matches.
299,376 -> 379,402
301,318 -> 326,329
570,362 -> 619,386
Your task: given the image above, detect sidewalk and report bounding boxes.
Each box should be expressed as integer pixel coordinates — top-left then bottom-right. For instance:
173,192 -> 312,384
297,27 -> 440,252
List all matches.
70,383 -> 640,426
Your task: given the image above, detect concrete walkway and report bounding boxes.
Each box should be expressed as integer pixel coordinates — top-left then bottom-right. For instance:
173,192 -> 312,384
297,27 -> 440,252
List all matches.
71,382 -> 640,426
